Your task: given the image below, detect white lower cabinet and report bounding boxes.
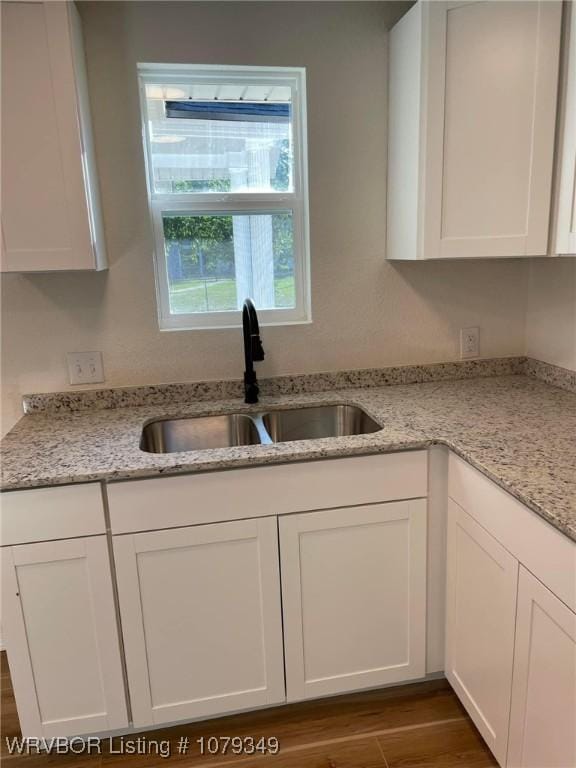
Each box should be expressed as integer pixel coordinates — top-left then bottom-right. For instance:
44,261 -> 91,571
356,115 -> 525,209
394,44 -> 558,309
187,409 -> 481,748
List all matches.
279,500 -> 427,701
3,449 -> 574,761
1,536 -> 128,737
113,517 -> 285,727
507,567 -> 576,768
445,499 -> 518,766
447,454 -> 576,767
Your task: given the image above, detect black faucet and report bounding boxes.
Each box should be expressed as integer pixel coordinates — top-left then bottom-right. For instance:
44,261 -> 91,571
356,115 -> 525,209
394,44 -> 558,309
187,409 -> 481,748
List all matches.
242,298 -> 265,404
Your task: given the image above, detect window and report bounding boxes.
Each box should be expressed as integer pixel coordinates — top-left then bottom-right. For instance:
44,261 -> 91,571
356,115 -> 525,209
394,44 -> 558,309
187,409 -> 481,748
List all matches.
138,64 -> 311,330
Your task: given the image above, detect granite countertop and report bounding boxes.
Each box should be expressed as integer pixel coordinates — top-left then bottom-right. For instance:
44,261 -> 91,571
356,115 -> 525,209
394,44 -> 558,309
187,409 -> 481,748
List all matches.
1,374 -> 575,542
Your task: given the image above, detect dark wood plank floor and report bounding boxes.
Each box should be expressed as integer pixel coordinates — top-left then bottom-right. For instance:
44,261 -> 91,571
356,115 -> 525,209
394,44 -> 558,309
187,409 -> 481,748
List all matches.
1,652 -> 497,767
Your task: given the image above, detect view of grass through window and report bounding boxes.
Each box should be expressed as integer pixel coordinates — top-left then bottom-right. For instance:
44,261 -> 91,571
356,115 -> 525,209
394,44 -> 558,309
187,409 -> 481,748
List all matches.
163,212 -> 295,314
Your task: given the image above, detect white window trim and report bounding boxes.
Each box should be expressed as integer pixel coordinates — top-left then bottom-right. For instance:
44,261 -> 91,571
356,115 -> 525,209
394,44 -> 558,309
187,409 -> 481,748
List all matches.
138,64 -> 311,331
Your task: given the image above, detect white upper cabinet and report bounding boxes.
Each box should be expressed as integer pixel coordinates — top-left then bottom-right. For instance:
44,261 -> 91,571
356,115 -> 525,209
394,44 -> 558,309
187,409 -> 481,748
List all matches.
387,1 -> 562,260
553,1 -> 576,255
1,2 -> 106,272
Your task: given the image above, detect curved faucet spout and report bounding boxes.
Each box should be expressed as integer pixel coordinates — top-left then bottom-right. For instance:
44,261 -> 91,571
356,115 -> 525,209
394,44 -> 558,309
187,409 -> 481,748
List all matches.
242,298 -> 265,404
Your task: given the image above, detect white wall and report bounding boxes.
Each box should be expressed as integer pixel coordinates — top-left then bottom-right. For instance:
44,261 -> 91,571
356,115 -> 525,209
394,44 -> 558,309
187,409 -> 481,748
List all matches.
0,1 -> 529,434
525,259 -> 576,371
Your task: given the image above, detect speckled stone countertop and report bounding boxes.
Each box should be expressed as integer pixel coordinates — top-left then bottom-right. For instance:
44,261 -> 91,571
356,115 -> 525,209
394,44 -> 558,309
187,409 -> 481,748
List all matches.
2,375 -> 575,542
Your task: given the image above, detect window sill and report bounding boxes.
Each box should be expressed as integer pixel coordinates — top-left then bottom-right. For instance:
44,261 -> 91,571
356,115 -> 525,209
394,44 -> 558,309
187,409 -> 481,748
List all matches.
159,316 -> 313,332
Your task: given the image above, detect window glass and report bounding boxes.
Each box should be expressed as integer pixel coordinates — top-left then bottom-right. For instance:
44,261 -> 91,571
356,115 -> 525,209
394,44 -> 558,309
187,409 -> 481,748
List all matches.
145,84 -> 293,194
162,212 -> 295,314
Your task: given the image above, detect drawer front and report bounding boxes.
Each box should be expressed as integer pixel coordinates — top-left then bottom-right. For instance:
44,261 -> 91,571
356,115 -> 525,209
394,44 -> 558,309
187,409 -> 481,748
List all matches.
448,453 -> 576,612
107,451 -> 428,534
1,484 -> 105,546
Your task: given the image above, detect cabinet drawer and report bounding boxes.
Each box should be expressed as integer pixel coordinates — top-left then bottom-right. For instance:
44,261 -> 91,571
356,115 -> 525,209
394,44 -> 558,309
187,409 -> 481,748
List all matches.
1,484 -> 105,545
107,451 -> 428,534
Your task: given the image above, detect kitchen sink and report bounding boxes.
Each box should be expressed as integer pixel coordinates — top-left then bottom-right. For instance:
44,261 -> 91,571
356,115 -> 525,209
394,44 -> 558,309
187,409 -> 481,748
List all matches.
140,414 -> 263,453
140,404 -> 381,453
262,404 -> 381,442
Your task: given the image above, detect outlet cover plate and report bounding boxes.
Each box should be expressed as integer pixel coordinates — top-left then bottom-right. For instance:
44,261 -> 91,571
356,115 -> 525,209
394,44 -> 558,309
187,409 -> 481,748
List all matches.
460,327 -> 480,359
67,351 -> 104,385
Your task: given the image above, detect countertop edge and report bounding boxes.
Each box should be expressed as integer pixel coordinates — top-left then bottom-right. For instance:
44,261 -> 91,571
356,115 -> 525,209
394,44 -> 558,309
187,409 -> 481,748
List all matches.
2,435 -> 574,544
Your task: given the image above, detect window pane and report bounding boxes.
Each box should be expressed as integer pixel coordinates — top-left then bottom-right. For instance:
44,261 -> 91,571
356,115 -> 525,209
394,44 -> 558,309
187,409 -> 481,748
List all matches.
146,83 -> 293,194
162,212 -> 295,315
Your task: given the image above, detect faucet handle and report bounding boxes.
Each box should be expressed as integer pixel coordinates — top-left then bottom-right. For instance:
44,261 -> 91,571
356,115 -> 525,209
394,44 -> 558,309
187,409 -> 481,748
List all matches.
252,335 -> 265,362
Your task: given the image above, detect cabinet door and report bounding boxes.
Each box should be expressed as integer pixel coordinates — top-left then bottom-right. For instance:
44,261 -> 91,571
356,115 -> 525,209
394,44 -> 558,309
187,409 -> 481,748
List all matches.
507,567 -> 576,768
425,1 -> 561,259
279,500 -> 427,702
0,2 -> 102,271
1,536 -> 128,738
445,499 -> 518,765
555,1 -> 576,255
113,517 -> 285,727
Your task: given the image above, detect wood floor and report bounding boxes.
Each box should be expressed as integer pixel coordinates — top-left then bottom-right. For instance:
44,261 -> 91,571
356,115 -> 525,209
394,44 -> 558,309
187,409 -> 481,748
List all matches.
1,652 -> 497,768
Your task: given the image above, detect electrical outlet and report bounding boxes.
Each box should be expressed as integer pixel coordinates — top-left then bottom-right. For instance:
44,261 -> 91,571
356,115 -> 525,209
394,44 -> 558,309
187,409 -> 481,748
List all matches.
66,352 -> 104,385
460,327 -> 480,359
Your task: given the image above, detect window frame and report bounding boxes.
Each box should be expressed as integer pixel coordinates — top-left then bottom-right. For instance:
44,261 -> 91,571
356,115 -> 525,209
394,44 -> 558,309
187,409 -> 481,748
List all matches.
138,63 -> 311,331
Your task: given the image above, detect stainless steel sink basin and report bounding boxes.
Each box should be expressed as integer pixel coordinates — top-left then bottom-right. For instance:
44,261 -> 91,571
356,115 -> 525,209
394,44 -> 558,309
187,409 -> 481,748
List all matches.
262,404 -> 381,443
140,404 -> 381,453
140,414 -> 262,453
